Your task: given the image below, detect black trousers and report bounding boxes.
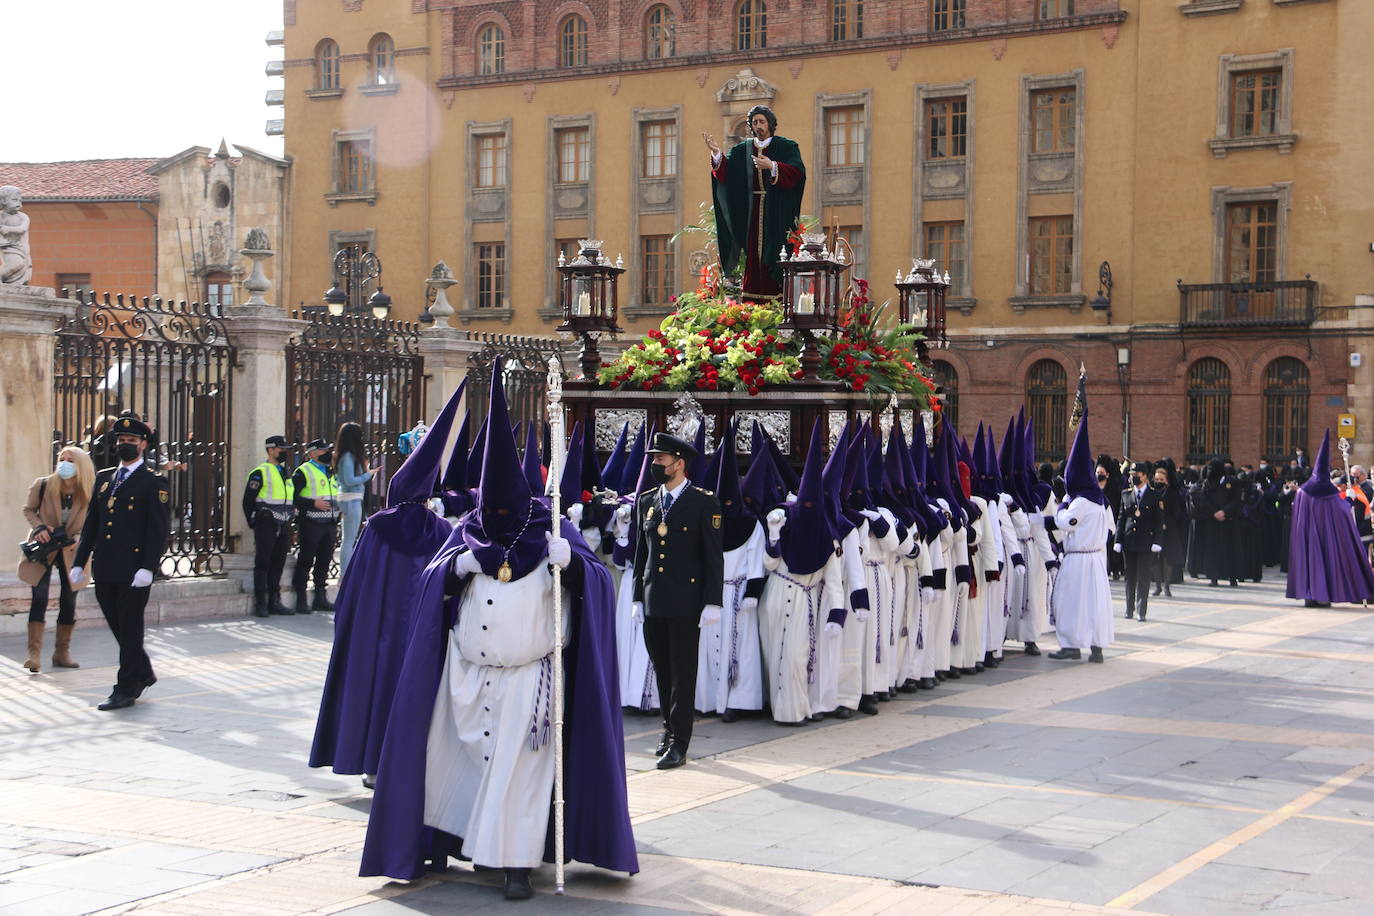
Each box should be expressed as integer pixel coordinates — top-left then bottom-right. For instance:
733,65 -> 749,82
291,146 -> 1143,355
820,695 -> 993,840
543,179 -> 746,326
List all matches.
94,580 -> 154,695
642,615 -> 700,754
29,555 -> 76,624
293,520 -> 336,595
1123,550 -> 1153,616
252,518 -> 292,602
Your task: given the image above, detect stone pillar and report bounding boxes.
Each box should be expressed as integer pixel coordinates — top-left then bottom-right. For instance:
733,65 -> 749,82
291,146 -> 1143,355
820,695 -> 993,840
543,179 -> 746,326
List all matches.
0,286 -> 75,583
417,325 -> 482,416
224,236 -> 305,578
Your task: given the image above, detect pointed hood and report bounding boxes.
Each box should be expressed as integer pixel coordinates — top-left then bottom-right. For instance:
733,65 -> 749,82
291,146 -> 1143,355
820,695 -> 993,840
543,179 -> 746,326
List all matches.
742,421 -> 785,520
1064,414 -> 1107,506
824,425 -> 857,537
387,376 -> 467,506
522,420 -> 544,492
715,420 -> 756,551
465,415 -> 488,489
984,423 -> 1004,500
882,421 -> 916,529
618,423 -> 646,495
560,421 -> 587,508
600,422 -> 630,495
766,429 -> 801,494
928,422 -> 963,530
847,432 -> 874,513
901,422 -> 944,537
440,409 -> 472,493
778,419 -> 838,576
630,423 -> 657,497
701,432 -> 726,494
1301,429 -> 1339,498
460,358 -> 553,580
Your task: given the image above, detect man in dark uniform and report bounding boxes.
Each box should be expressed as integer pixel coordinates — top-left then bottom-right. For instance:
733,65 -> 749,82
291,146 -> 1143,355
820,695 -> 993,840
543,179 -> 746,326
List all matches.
631,432 -> 724,770
1115,460 -> 1164,621
244,435 -> 296,617
69,416 -> 171,710
292,438 -> 339,613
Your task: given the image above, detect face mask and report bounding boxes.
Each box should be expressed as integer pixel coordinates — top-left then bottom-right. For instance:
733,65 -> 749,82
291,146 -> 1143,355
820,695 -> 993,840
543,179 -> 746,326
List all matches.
116,442 -> 140,463
56,461 -> 77,480
649,463 -> 670,486
1151,480 -> 1166,490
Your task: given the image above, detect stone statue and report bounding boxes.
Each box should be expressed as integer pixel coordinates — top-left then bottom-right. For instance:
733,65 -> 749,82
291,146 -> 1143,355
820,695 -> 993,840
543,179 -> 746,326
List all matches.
0,186 -> 32,286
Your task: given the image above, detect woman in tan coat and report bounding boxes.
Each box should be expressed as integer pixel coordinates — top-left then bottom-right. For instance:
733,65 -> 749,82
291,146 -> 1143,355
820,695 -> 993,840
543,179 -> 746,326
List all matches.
19,446 -> 94,671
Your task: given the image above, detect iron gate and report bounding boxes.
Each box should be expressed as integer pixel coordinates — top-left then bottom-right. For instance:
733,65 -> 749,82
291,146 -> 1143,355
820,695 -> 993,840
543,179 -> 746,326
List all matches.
464,333 -> 565,437
53,292 -> 236,577
285,309 -> 424,501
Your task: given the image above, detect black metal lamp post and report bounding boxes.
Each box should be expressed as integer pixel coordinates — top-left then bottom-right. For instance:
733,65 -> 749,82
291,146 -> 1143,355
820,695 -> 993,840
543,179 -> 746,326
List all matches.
1090,261 -> 1113,324
778,232 -> 848,379
894,259 -> 949,355
323,247 -> 384,317
556,239 -> 625,378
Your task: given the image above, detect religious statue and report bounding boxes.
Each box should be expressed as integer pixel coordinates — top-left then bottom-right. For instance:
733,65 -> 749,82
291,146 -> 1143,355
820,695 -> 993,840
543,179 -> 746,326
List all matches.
703,105 -> 806,301
0,186 -> 32,286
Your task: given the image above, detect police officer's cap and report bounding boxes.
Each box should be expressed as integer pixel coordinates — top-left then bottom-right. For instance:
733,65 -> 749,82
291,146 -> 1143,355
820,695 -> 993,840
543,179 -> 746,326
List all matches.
265,435 -> 291,449
112,416 -> 151,439
1131,460 -> 1153,475
305,437 -> 333,452
647,432 -> 697,462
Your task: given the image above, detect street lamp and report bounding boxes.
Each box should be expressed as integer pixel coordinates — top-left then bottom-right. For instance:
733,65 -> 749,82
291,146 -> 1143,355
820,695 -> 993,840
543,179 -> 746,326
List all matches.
1090,261 -> 1113,324
778,232 -> 848,379
323,247 -> 384,318
368,286 -> 392,320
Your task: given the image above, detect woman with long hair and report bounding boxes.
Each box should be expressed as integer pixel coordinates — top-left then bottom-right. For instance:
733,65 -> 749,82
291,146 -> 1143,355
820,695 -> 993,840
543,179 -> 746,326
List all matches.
19,446 -> 96,671
334,421 -> 380,574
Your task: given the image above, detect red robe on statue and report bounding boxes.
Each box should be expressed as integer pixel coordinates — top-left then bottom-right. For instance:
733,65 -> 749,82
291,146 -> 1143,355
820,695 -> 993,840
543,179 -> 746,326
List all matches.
711,147 -> 804,300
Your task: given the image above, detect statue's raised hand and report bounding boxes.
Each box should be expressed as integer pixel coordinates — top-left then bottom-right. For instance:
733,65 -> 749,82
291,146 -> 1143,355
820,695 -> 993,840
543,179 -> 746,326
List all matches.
702,131 -> 721,157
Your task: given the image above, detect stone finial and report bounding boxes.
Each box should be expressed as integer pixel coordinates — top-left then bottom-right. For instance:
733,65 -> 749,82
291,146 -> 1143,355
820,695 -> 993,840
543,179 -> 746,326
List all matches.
426,260 -> 457,328
239,228 -> 274,307
0,186 -> 33,286
244,228 -> 271,252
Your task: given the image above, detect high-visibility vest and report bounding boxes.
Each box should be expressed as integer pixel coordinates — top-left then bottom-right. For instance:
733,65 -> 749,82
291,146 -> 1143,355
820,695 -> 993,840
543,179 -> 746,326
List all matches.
250,462 -> 295,505
298,461 -> 340,520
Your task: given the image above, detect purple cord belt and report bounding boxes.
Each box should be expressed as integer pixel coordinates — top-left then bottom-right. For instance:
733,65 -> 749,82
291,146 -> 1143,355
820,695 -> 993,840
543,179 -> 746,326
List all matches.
771,568 -> 820,684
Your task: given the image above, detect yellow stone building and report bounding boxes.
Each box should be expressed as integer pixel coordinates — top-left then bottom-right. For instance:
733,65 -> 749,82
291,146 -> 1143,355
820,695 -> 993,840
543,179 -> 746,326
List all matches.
278,0 -> 1374,463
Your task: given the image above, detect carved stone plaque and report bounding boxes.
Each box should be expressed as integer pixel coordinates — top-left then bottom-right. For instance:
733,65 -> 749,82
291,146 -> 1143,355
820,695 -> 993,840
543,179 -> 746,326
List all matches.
594,408 -> 647,452
734,409 -> 790,454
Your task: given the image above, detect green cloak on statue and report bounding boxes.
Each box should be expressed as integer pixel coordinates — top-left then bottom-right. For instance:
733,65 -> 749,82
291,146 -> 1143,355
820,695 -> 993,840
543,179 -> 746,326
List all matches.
711,136 -> 806,296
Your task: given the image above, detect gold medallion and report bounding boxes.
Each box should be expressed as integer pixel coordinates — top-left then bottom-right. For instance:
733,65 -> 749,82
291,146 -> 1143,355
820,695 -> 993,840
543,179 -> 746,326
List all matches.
498,561 -> 512,582
657,522 -> 669,538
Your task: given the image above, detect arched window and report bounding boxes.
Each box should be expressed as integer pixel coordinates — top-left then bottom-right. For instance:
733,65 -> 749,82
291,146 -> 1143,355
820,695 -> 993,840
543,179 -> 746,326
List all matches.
1026,359 -> 1067,463
645,5 -> 676,59
315,39 -> 340,90
560,15 -> 589,68
930,360 -> 958,434
737,0 -> 767,51
368,33 -> 395,85
831,0 -> 862,41
1263,357 -> 1309,462
478,25 -> 505,75
1187,357 -> 1232,464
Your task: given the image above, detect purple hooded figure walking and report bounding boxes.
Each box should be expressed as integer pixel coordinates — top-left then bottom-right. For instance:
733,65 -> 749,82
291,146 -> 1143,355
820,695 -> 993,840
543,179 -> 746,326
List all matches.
1287,430 -> 1374,607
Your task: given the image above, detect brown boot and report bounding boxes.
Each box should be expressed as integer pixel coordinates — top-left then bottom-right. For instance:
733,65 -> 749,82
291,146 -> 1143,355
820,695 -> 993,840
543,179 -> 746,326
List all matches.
24,621 -> 44,672
52,623 -> 79,669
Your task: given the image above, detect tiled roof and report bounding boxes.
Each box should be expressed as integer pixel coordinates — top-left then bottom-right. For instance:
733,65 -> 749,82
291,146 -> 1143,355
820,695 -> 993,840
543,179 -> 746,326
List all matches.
0,158 -> 161,201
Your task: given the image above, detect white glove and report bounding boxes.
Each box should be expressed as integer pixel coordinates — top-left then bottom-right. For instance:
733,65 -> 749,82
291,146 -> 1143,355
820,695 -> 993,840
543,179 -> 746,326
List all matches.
612,505 -> 632,540
854,608 -> 871,622
921,587 -> 935,604
131,568 -> 154,588
545,532 -> 571,570
451,549 -> 484,577
824,621 -> 842,638
632,601 -> 645,623
740,596 -> 758,613
699,604 -> 722,628
1112,542 -> 1123,554
766,508 -> 786,542
858,509 -> 882,522
1151,543 -> 1163,554
69,566 -> 85,586
566,503 -> 584,526
427,497 -> 445,515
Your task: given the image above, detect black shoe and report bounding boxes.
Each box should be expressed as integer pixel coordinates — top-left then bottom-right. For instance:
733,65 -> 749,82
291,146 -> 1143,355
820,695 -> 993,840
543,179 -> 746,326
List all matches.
362,774 -> 376,789
1152,585 -> 1162,597
972,663 -> 985,674
269,594 -> 293,615
1137,613 -> 1147,622
503,868 -> 533,900
134,674 -> 157,698
656,747 -> 686,770
1089,646 -> 1105,663
655,732 -> 673,756
944,668 -> 961,679
934,670 -> 946,682
253,600 -> 269,618
898,679 -> 920,693
721,708 -> 739,723
983,652 -> 1000,668
295,593 -> 311,614
1125,609 -> 1135,620
1047,648 -> 1082,660
830,706 -> 854,719
313,590 -> 335,612
98,691 -> 136,711
1229,579 -> 1239,588
857,696 -> 880,716
1209,579 -> 1219,587
810,712 -> 825,721
919,677 -> 937,690
1164,586 -> 1173,597
1304,599 -> 1332,608
1024,642 -> 1041,656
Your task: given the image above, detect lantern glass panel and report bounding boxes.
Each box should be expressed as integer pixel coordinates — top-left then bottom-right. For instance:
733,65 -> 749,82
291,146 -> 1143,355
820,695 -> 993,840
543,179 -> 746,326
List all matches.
793,272 -> 818,314
573,275 -> 593,315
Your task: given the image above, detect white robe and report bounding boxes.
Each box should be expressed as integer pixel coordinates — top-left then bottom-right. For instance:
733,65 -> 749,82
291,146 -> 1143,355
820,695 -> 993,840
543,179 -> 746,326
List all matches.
928,518 -> 958,676
861,509 -> 901,697
833,527 -> 868,711
1052,497 -> 1115,650
614,541 -> 659,711
759,547 -> 844,724
424,565 -> 566,869
898,531 -> 938,683
696,522 -> 766,713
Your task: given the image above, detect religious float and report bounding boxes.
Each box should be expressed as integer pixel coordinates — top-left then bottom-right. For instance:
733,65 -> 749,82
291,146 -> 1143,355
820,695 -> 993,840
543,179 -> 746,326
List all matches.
552,233 -> 954,465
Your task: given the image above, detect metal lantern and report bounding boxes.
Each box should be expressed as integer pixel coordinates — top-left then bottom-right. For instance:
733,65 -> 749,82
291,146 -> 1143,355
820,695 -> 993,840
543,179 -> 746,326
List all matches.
778,232 -> 849,378
556,239 -> 625,378
895,258 -> 949,352
323,246 -> 383,317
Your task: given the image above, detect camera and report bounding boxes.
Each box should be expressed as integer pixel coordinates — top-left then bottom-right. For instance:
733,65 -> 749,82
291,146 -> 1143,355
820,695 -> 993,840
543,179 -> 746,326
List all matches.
20,526 -> 74,564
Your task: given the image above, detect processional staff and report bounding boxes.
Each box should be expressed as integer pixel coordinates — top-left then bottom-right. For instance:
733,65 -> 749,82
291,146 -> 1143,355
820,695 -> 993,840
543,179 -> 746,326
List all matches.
545,355 -> 568,895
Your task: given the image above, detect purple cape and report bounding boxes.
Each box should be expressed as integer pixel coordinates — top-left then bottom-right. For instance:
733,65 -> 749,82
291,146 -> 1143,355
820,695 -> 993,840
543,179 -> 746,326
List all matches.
1286,488 -> 1374,603
358,517 -> 638,879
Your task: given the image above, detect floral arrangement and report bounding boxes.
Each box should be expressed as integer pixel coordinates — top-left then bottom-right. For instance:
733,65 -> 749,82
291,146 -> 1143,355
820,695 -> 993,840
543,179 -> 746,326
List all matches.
819,278 -> 938,408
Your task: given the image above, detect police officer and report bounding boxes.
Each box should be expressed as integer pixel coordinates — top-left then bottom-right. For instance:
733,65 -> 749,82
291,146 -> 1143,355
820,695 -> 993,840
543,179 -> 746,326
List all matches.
244,436 -> 296,617
1115,460 -> 1164,621
631,432 -> 724,770
292,437 -> 339,613
69,416 -> 171,711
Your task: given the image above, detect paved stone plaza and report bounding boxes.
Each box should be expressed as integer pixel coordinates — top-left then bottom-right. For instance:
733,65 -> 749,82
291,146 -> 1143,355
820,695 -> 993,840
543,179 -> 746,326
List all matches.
4,574 -> 1374,915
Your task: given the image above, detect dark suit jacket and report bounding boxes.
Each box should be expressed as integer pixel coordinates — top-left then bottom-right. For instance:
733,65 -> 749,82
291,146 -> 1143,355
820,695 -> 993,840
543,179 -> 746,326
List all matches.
1116,485 -> 1163,553
74,464 -> 172,584
632,484 -> 725,618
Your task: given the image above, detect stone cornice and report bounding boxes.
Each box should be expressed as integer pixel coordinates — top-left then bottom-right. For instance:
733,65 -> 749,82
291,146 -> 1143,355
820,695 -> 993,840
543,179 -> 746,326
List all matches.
434,11 -> 1130,90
